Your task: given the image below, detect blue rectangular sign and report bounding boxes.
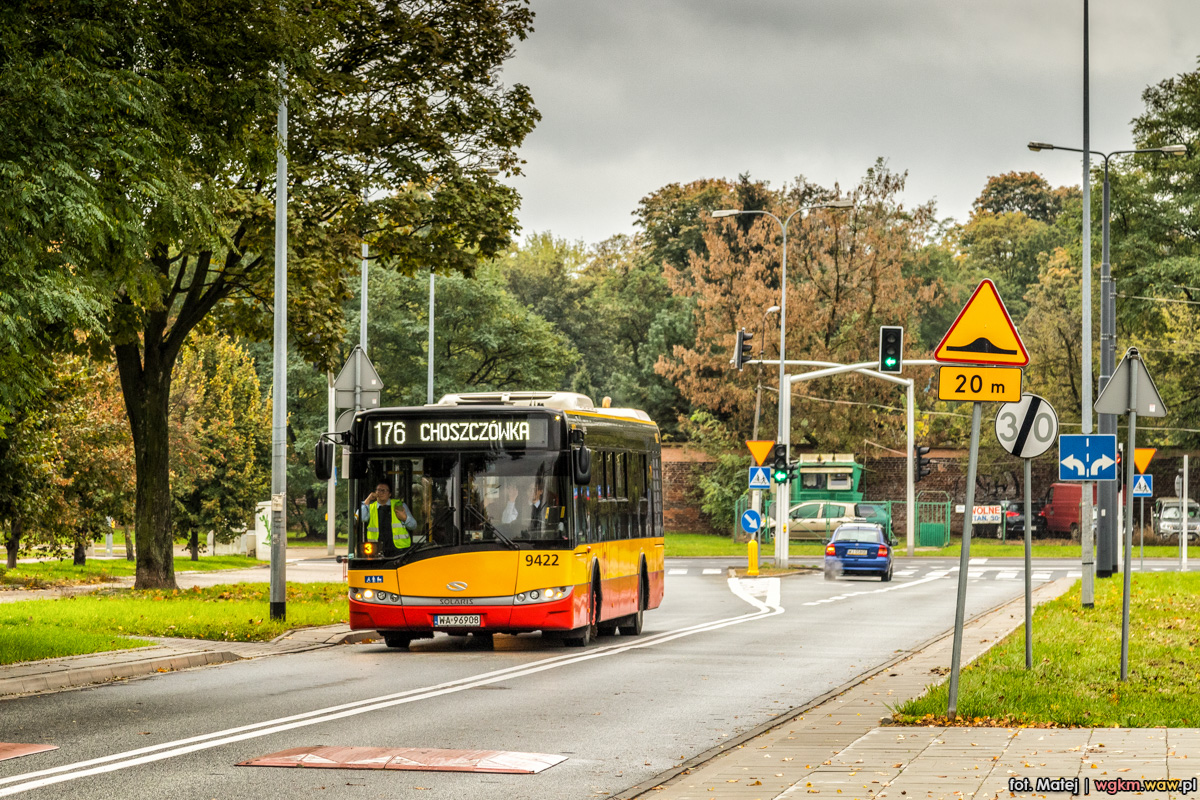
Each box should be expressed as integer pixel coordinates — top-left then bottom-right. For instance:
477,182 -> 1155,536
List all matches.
1132,473 -> 1153,498
1058,434 -> 1118,482
748,466 -> 771,490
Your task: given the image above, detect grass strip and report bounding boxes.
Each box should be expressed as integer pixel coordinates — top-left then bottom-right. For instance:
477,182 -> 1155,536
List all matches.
892,572 -> 1200,727
0,582 -> 349,665
665,533 -> 826,557
0,555 -> 263,590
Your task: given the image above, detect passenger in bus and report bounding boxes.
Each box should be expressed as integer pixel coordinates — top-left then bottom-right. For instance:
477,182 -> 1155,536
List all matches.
359,481 -> 417,554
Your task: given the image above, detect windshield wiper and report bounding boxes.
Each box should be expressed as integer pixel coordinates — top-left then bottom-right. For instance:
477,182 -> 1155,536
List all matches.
465,505 -> 519,550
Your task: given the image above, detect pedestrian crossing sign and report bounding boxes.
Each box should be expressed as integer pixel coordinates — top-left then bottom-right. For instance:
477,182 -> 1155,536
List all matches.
748,466 -> 771,490
1132,473 -> 1153,498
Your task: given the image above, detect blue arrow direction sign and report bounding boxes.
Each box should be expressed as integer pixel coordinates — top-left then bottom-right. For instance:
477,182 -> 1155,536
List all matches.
1058,434 -> 1118,482
741,509 -> 764,535
748,466 -> 771,490
1132,473 -> 1153,498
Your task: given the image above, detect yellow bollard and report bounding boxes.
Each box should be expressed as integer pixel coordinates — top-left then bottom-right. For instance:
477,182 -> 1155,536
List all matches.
747,538 -> 759,576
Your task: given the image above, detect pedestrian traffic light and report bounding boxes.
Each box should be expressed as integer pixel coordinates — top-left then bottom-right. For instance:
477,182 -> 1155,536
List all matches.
915,445 -> 932,483
879,326 -> 903,374
733,328 -> 754,370
771,444 -> 790,484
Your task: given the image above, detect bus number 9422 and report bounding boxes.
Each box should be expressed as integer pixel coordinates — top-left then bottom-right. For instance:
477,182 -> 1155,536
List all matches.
525,554 -> 559,566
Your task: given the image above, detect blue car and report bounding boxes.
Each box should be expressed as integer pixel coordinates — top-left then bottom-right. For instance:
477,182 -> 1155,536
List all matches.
824,523 -> 894,581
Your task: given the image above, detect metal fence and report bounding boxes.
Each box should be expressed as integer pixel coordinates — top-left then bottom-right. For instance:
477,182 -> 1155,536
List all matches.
735,493 -> 952,546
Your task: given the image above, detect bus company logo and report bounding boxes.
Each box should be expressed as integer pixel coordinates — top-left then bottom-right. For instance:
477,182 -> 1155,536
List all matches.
446,581 -> 468,592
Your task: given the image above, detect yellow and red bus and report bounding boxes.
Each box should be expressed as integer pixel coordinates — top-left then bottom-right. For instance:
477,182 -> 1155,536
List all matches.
316,392 -> 664,649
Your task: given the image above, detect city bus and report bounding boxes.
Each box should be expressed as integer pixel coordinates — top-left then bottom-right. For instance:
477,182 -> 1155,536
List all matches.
314,391 -> 665,649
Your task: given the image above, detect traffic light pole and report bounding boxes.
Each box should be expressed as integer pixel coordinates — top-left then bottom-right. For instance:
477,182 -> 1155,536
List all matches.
775,380 -> 791,569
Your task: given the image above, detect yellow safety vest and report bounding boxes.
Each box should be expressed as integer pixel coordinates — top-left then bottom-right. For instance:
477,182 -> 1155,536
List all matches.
367,503 -> 412,550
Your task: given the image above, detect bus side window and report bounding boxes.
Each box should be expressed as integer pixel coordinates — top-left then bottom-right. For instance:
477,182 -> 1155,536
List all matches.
631,452 -> 645,537
624,453 -> 633,542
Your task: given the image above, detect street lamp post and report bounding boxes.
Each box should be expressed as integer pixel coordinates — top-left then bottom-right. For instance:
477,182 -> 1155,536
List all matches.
751,305 -> 781,441
1028,141 -> 1185,583
713,199 -> 853,568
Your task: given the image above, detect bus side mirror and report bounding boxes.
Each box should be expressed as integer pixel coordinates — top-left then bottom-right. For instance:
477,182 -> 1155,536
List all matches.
314,439 -> 334,481
572,446 -> 592,485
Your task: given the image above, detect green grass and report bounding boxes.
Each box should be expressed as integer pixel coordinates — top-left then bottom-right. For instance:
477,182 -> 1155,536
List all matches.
0,582 -> 349,665
892,572 -> 1200,727
664,533 -> 827,557
0,555 -> 263,590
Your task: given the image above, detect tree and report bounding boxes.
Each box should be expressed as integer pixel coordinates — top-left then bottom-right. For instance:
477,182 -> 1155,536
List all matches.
972,171 -> 1075,224
657,163 -> 940,451
0,1 -> 539,588
170,333 -> 270,559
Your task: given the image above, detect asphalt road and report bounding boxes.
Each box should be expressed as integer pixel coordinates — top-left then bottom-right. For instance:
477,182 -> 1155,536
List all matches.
0,557 -> 1076,799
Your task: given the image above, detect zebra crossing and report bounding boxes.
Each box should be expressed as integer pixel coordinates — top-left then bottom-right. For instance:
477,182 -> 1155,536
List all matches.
666,561 -> 1185,581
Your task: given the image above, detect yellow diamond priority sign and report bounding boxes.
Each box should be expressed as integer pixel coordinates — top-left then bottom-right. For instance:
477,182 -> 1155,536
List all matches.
935,279 -> 1029,367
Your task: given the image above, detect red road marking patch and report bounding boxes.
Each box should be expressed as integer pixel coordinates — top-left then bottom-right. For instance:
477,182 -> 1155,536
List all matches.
0,743 -> 58,763
237,746 -> 566,774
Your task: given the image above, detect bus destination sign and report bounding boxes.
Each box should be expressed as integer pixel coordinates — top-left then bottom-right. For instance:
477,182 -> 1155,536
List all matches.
367,417 -> 549,450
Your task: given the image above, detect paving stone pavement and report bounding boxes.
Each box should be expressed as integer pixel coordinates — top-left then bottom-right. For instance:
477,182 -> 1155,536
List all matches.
629,577 -> 1200,800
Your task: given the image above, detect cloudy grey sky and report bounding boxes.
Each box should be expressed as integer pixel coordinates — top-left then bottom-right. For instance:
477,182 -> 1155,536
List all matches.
501,0 -> 1200,246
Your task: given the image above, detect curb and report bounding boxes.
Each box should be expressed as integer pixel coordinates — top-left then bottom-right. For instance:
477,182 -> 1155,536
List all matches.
0,650 -> 242,699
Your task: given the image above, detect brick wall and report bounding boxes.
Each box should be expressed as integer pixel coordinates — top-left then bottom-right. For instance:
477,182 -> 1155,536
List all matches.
661,446 -> 719,534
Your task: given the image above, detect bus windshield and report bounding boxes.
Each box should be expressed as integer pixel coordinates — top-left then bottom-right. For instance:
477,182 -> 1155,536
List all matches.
359,452 -> 572,553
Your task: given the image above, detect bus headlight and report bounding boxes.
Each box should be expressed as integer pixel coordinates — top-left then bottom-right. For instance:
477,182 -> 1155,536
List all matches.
515,586 -> 571,604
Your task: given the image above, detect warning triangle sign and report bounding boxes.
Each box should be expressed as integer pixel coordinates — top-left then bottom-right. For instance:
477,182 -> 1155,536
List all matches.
745,440 -> 775,467
1134,447 -> 1156,475
934,279 -> 1029,366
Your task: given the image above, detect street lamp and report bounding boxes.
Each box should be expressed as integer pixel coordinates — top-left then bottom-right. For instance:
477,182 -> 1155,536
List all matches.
1028,140 -> 1186,578
712,198 -> 854,567
751,305 -> 781,441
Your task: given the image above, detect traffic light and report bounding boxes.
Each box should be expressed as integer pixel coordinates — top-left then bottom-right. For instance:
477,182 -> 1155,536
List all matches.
733,328 -> 754,370
879,326 -> 903,373
771,444 -> 790,484
914,445 -> 932,483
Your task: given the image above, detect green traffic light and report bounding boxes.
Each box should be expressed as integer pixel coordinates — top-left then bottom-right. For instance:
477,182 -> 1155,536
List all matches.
772,468 -> 788,483
884,357 -> 897,368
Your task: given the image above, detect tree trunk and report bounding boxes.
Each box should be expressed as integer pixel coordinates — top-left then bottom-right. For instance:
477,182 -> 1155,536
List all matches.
189,529 -> 199,561
73,542 -> 86,566
126,526 -> 135,561
115,330 -> 179,590
5,516 -> 19,569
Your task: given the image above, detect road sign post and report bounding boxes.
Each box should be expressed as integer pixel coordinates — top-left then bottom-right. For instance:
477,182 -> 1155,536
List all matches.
995,394 -> 1058,670
740,509 -> 763,577
1092,347 -> 1166,682
936,279 -> 1029,718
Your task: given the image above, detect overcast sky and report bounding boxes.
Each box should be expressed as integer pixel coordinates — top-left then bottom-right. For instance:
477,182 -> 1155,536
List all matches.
500,0 -> 1200,247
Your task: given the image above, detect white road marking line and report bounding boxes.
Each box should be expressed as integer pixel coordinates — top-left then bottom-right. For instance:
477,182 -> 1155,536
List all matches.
667,568 -> 688,575
0,581 -> 783,797
701,568 -> 722,575
801,573 -> 943,606
1067,571 -> 1082,577
969,557 -> 988,564
894,569 -> 916,576
1033,572 -> 1052,581
996,571 -> 1018,580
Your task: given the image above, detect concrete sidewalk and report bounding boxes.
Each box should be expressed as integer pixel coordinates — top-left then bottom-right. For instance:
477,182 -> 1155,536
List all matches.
624,577 -> 1200,800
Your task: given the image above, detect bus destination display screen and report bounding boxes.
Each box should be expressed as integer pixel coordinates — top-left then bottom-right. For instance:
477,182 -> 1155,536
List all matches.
367,416 -> 550,450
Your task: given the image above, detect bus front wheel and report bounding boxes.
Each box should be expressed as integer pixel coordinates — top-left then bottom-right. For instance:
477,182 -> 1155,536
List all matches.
382,632 -> 412,649
564,583 -> 599,647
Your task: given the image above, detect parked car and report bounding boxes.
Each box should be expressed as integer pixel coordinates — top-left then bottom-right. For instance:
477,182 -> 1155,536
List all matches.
824,523 -> 894,581
1153,498 -> 1200,543
1038,483 -> 1098,539
763,500 -> 890,540
979,500 -> 1044,540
